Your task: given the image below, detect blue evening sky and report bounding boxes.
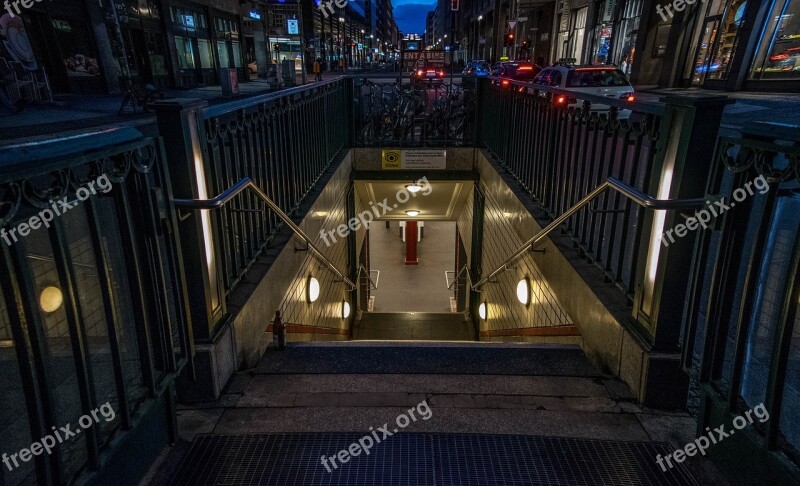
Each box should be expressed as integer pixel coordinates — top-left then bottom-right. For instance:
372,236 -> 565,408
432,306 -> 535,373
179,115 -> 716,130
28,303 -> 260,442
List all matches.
393,0 -> 436,35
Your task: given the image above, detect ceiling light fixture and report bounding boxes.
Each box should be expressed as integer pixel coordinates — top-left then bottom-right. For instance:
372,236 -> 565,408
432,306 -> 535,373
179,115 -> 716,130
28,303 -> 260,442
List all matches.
405,210 -> 420,217
406,183 -> 422,193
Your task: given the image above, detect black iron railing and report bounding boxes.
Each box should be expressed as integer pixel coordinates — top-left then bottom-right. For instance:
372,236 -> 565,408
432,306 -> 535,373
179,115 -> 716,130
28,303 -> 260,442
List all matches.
198,78 -> 350,297
0,127 -> 190,485
480,77 -> 665,300
352,75 -> 477,147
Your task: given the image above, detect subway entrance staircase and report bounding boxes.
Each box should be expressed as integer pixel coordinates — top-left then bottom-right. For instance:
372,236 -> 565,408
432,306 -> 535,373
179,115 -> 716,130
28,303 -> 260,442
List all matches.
146,342 -> 723,485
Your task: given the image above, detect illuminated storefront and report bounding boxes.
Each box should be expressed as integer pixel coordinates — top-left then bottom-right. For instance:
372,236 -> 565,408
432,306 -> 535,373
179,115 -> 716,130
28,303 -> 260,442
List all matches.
637,0 -> 800,91
749,0 -> 800,82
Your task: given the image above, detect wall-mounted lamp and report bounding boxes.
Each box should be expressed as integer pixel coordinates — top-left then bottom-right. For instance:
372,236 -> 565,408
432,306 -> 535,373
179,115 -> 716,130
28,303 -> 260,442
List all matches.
342,301 -> 351,319
478,302 -> 487,320
40,285 -> 64,313
307,276 -> 320,303
516,277 -> 531,307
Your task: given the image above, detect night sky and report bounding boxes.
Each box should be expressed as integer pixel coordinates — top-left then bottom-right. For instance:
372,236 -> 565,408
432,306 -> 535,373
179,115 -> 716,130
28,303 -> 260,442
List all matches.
393,0 -> 436,35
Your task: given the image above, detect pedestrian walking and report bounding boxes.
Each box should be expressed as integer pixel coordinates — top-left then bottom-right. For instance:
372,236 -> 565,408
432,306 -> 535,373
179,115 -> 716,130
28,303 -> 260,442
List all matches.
313,58 -> 323,81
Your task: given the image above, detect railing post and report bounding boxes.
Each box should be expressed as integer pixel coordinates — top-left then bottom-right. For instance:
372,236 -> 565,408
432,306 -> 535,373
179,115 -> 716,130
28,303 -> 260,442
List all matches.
152,99 -> 224,344
631,94 -> 731,406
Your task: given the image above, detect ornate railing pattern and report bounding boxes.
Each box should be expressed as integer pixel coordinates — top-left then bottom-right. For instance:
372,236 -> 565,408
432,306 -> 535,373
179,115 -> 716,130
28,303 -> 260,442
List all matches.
480,79 -> 665,300
0,128 -> 190,485
353,76 -> 477,147
681,123 -> 800,471
199,79 -> 349,296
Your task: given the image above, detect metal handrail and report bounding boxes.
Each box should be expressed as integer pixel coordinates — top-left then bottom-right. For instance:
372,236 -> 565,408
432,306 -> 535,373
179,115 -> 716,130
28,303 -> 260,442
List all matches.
173,177 -> 357,291
472,177 -> 708,290
356,265 -> 380,289
446,264 -> 473,290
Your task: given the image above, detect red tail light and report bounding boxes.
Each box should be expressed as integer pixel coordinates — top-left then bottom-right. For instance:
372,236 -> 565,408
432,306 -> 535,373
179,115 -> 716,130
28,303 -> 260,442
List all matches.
620,93 -> 635,102
501,79 -> 510,87
556,95 -> 566,104
626,95 -> 635,101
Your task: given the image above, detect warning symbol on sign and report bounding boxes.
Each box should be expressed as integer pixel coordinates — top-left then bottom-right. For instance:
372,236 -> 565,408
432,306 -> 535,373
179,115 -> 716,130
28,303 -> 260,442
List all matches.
382,150 -> 402,169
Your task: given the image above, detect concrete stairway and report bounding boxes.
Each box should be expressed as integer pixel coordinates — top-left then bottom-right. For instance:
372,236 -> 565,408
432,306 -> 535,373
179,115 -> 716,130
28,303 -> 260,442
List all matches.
352,312 -> 474,341
146,342 -> 727,485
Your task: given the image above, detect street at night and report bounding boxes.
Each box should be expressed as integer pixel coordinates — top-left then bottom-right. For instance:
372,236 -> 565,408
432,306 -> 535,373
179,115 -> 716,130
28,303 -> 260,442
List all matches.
0,0 -> 799,485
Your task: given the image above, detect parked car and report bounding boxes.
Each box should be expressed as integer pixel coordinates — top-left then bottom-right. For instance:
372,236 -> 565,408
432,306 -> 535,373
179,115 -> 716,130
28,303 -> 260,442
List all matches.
491,62 -> 542,89
530,64 -> 635,116
463,60 -> 491,76
411,63 -> 446,85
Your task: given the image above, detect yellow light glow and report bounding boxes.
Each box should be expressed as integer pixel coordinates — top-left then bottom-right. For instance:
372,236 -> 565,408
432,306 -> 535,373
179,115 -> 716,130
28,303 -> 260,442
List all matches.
405,210 -> 420,217
307,276 -> 321,303
516,278 -> 530,306
39,286 -> 63,313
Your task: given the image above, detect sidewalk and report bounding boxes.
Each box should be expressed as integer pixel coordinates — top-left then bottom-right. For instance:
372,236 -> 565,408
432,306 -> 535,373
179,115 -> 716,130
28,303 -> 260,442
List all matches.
636,85 -> 800,132
0,76 -> 327,144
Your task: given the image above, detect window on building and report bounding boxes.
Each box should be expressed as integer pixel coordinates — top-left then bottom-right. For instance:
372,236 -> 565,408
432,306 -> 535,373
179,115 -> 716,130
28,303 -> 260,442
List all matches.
175,36 -> 196,69
705,0 -> 748,80
198,39 -> 214,68
750,0 -> 800,80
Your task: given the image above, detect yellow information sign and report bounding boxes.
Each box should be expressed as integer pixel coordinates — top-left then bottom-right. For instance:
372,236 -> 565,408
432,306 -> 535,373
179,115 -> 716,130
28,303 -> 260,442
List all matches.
381,150 -> 402,169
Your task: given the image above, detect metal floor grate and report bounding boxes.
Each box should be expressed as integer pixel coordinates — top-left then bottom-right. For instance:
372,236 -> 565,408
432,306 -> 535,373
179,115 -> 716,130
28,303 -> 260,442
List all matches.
170,433 -> 699,486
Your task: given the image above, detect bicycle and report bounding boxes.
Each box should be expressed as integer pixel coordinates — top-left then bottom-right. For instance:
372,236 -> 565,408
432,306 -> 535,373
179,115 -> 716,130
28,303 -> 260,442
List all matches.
118,77 -> 165,115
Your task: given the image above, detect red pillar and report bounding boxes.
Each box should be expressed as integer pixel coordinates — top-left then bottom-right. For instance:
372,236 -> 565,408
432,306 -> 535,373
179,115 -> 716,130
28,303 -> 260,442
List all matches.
405,221 -> 418,265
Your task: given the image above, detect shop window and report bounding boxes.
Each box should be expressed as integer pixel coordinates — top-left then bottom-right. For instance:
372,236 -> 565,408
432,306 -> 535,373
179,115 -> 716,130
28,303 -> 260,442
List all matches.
217,41 -> 230,68
198,39 -> 214,69
175,36 -> 196,69
706,0 -> 748,80
52,18 -> 101,78
570,7 -> 588,64
232,42 -> 243,67
146,32 -> 167,77
750,0 -> 800,80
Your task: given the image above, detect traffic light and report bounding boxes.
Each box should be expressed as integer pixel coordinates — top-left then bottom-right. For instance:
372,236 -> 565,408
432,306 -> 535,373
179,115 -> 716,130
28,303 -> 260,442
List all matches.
504,33 -> 514,47
274,43 -> 281,52
521,39 -> 530,51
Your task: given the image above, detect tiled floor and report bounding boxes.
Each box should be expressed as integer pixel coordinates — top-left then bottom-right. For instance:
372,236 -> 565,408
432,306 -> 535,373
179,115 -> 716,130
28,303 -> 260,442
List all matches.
370,221 -> 456,313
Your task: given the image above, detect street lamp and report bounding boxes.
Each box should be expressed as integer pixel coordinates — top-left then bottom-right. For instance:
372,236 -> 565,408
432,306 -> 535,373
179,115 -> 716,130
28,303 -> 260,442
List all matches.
477,15 -> 484,59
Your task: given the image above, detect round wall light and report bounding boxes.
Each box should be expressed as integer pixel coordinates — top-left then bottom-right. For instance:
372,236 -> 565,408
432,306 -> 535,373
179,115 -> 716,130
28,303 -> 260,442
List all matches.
40,286 -> 64,313
307,276 -> 320,303
478,302 -> 487,320
342,301 -> 351,319
516,277 -> 531,306
405,183 -> 422,193
405,210 -> 420,217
